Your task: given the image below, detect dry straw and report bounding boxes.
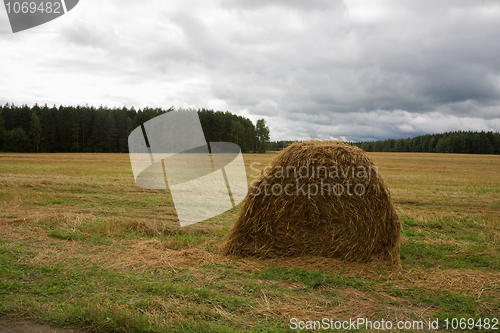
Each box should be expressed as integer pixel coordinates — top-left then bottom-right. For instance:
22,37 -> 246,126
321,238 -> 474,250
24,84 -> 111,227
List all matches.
222,140 -> 401,263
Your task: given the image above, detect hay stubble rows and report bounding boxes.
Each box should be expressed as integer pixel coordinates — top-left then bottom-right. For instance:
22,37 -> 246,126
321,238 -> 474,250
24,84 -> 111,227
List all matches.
0,151 -> 499,332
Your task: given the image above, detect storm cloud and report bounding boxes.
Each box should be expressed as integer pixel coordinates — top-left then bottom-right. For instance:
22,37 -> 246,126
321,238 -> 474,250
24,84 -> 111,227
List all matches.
0,0 -> 499,140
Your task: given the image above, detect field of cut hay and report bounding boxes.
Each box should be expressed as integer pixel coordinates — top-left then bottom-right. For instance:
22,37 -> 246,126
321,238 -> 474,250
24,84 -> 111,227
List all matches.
0,152 -> 499,332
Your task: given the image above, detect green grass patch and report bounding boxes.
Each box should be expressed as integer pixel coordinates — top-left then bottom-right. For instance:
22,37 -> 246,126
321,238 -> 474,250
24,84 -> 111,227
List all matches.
256,266 -> 367,289
0,244 -> 259,332
387,287 -> 479,318
163,233 -> 207,249
49,229 -> 81,241
401,240 -> 499,271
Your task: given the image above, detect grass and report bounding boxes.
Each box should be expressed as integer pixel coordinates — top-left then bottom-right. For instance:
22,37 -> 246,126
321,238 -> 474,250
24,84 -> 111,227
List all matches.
0,152 -> 499,332
256,266 -> 367,289
49,229 -> 82,241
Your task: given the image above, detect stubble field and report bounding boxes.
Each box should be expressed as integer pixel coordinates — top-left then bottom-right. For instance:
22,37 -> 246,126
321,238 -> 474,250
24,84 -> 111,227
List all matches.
0,152 -> 499,332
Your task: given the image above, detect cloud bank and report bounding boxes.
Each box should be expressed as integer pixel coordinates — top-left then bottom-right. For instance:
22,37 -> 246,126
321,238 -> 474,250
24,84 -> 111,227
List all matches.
0,0 -> 499,140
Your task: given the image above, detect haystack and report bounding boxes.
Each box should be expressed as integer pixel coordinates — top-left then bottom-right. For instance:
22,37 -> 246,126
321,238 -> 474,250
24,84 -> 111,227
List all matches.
222,140 -> 401,263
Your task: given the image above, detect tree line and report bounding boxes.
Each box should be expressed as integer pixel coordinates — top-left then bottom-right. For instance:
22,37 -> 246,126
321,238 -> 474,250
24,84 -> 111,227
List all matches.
268,140 -> 298,151
0,104 -> 270,153
268,131 -> 500,155
352,131 -> 500,154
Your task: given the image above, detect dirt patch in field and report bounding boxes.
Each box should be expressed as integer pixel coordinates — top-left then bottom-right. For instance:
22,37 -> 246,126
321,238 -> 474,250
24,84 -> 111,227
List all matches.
0,316 -> 86,333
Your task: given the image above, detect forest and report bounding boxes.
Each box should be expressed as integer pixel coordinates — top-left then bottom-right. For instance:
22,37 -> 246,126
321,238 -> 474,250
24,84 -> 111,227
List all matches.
268,131 -> 500,154
0,104 -> 270,153
353,131 -> 500,154
2,103 -> 498,155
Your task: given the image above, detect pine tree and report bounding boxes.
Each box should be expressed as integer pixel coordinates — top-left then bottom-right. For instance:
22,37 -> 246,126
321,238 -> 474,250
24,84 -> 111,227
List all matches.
435,137 -> 449,153
29,110 -> 42,152
231,121 -> 246,152
395,139 -> 404,152
0,107 -> 5,150
494,133 -> 500,154
256,119 -> 270,153
105,111 -> 117,153
244,120 -> 257,153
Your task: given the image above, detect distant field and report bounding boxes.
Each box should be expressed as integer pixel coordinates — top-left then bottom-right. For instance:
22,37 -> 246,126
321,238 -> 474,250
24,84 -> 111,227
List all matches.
0,152 -> 499,332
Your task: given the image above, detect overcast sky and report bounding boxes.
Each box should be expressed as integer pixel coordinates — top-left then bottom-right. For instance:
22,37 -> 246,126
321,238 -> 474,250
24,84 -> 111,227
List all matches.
1,0 -> 500,141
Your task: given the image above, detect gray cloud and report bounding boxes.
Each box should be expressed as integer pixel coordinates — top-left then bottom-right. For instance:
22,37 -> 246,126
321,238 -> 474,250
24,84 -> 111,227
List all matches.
0,0 -> 499,140
220,0 -> 344,12
60,19 -> 118,49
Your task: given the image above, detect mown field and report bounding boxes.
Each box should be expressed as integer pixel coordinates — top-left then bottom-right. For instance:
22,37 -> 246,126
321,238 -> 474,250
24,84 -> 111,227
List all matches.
0,152 -> 499,332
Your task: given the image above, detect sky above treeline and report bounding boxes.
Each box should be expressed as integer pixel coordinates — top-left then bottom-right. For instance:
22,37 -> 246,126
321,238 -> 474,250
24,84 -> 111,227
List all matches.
1,0 -> 500,141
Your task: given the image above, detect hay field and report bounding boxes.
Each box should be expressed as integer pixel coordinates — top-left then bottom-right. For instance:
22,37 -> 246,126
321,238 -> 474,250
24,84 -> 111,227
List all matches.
0,152 -> 499,332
